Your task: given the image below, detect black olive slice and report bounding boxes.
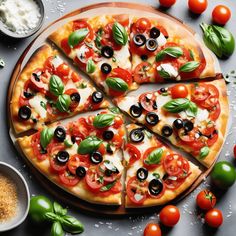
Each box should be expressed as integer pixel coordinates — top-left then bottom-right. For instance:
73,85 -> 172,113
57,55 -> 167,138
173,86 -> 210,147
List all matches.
145,112 -> 159,126
130,128 -> 145,143
18,106 -> 31,121
136,167 -> 148,181
101,63 -> 112,74
56,151 -> 69,164
173,119 -> 184,130
183,120 -> 194,132
70,92 -> 81,103
130,103 -> 143,118
140,55 -> 148,61
92,91 -> 103,104
23,91 -> 34,99
90,151 -> 103,164
102,130 -> 114,141
160,87 -> 167,93
148,179 -> 164,196
150,27 -> 161,39
161,125 -> 173,137
146,38 -> 158,52
133,34 -> 146,47
105,169 -> 113,177
76,166 -> 86,178
54,126 -> 66,142
101,46 -> 114,58
152,101 -> 158,110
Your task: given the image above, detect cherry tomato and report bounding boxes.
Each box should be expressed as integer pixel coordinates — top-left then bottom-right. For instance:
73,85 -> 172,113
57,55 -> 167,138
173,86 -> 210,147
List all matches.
59,170 -> 79,187
234,145 -> 236,159
171,84 -> 188,99
209,102 -> 221,122
188,0 -> 208,14
125,144 -> 141,166
139,92 -> 157,112
85,168 -> 103,192
191,84 -> 209,103
159,205 -> 180,227
133,62 -> 151,84
31,132 -> 48,161
205,208 -> 223,228
109,68 -> 133,86
61,38 -> 71,55
212,5 -> 231,25
50,156 -> 68,173
30,69 -> 48,93
135,18 -> 151,33
73,19 -> 94,42
97,162 -> 121,183
159,0 -> 176,8
113,116 -> 124,129
68,154 -> 90,175
144,223 -> 162,236
164,176 -> 185,190
196,190 -> 216,210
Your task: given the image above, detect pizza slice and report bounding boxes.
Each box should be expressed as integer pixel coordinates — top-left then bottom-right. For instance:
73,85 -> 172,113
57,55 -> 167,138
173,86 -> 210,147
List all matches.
124,124 -> 201,207
115,79 -> 229,167
48,15 -> 138,97
10,44 -> 109,134
130,16 -> 220,84
17,109 -> 125,205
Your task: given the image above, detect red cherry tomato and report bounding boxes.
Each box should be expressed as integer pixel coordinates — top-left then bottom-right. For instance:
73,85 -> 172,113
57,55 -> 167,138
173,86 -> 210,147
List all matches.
97,162 -> 121,183
171,84 -> 188,99
188,0 -> 208,14
68,154 -> 90,175
31,132 -> 48,161
139,92 -> 157,112
144,223 -> 162,236
205,208 -> 223,228
85,168 -> 103,192
159,0 -> 176,8
135,18 -> 151,33
212,5 -> 231,25
59,170 -> 79,187
196,190 -> 216,211
125,144 -> 141,166
61,38 -> 71,55
133,62 -> 151,84
73,19 -> 94,42
159,205 -> 180,227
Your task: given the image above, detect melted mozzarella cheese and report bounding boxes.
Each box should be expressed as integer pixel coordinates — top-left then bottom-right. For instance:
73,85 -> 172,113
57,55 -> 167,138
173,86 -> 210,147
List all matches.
157,63 -> 178,78
117,96 -> 136,113
104,151 -> 124,173
195,108 -> 209,125
51,56 -> 63,68
155,95 -> 171,110
114,44 -> 131,69
157,33 -> 167,47
65,79 -> 77,90
29,94 -> 47,118
66,143 -> 78,155
76,45 -> 90,63
78,86 -> 93,105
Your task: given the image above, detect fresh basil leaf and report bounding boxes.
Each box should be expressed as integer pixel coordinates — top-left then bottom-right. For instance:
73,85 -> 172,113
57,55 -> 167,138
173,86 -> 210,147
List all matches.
49,75 -> 64,96
186,101 -> 198,117
199,146 -> 210,159
163,98 -> 190,113
40,101 -> 47,110
68,28 -> 89,48
0,58 -> 5,68
64,139 -> 73,148
53,202 -> 67,216
79,82 -> 87,89
50,221 -> 64,236
156,47 -> 183,61
179,61 -> 200,72
45,212 -> 59,222
153,173 -> 160,179
40,127 -> 54,149
112,22 -> 128,46
93,114 -> 115,128
77,136 -> 102,154
106,77 -> 128,92
56,94 -> 71,113
108,107 -> 120,114
60,215 -> 84,234
144,148 -> 163,165
86,59 -> 96,74
189,49 -> 195,60
100,181 -> 116,192
157,67 -> 171,79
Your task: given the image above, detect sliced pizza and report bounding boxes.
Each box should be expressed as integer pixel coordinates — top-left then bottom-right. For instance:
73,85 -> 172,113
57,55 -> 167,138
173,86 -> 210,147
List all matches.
17,109 -> 126,205
48,15 -> 138,97
10,44 -> 109,134
115,79 -> 229,167
124,124 -> 201,207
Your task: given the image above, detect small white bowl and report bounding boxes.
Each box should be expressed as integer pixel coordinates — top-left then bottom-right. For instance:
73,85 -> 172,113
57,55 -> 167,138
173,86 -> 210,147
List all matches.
0,162 -> 30,232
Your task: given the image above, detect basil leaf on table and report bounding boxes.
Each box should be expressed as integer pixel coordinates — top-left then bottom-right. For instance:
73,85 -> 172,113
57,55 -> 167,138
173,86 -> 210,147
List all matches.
93,114 -> 115,128
60,215 -> 84,234
163,98 -> 190,113
156,47 -> 183,61
112,22 -> 128,46
77,136 -> 102,154
56,94 -> 71,113
49,75 -> 64,96
86,59 -> 96,74
144,148 -> 163,165
45,212 -> 60,222
106,77 -> 128,92
68,28 -> 89,48
100,181 -> 116,192
179,61 -> 200,72
51,221 -> 64,236
40,127 -> 54,149
53,202 -> 67,216
199,146 -> 210,159
185,101 -> 198,117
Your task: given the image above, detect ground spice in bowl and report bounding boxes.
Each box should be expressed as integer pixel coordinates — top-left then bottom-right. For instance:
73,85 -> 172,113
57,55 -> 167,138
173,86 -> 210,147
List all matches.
0,173 -> 18,222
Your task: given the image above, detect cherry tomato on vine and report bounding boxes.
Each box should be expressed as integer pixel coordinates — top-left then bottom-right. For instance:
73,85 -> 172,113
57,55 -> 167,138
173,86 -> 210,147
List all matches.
188,0 -> 208,14
196,190 -> 216,210
205,208 -> 223,228
159,0 -> 176,8
159,205 -> 180,227
144,223 -> 162,236
212,5 -> 231,25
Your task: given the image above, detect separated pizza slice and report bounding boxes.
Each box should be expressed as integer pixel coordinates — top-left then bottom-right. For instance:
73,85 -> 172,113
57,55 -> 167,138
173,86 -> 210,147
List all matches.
17,109 -> 126,205
10,44 -> 109,134
115,79 -> 229,167
48,15 -> 138,97
124,124 -> 201,207
129,16 -> 220,84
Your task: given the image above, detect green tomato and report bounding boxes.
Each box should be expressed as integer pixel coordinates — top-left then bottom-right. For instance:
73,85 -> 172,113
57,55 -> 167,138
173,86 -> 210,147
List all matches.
211,161 -> 236,189
29,196 -> 53,223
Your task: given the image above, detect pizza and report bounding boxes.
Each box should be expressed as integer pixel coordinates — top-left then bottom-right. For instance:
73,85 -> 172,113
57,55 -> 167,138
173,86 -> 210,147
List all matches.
124,124 -> 201,207
10,45 -> 109,134
115,79 -> 229,168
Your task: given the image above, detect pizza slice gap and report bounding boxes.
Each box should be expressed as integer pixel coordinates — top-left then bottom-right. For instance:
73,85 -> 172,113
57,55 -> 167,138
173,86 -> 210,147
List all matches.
17,109 -> 126,205
124,123 -> 201,208
115,79 -> 229,168
48,15 -> 138,98
10,44 -> 109,134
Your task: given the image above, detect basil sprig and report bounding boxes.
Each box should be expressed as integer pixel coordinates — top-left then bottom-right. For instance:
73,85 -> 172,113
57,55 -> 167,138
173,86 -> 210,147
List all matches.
144,148 -> 163,165
51,221 -> 64,236
93,114 -> 115,128
156,47 -> 183,62
199,146 -> 210,159
68,28 -> 89,48
53,202 -> 67,216
186,101 -> 198,117
60,215 -> 84,234
56,94 -> 71,112
40,127 -> 54,149
106,77 -> 128,92
77,136 -> 102,154
95,28 -> 103,49
86,59 -> 96,74
112,22 -> 128,46
49,75 -> 64,96
179,61 -> 200,72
